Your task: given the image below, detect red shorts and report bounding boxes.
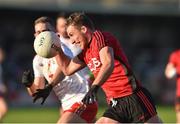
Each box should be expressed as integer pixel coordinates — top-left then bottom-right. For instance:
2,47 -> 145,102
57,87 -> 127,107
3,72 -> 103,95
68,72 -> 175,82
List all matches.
64,102 -> 98,123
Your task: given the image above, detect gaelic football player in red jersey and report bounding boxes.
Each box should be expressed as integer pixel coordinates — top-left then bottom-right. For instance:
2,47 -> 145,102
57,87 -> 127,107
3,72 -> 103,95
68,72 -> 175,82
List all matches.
165,49 -> 180,123
53,12 -> 162,123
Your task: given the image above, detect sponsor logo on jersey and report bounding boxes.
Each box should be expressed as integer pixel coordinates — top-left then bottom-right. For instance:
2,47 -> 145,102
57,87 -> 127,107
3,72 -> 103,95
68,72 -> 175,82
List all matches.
87,58 -> 101,71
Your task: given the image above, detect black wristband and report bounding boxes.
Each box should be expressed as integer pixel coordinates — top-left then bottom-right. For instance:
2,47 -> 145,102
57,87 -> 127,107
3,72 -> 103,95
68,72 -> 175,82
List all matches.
91,85 -> 100,93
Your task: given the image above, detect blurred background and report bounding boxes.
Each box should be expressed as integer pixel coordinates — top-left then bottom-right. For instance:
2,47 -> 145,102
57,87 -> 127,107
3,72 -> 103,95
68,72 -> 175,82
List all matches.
0,0 -> 180,123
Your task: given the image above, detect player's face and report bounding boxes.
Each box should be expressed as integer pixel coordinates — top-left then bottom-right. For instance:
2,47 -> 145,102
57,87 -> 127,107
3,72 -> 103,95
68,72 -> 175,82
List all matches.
34,23 -> 49,37
67,25 -> 88,50
56,17 -> 68,38
34,22 -> 58,58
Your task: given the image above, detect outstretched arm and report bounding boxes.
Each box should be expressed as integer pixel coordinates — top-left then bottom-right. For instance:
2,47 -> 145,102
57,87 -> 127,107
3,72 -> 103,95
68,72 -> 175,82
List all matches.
82,46 -> 114,104
53,45 -> 86,75
27,77 -> 45,96
32,61 -> 65,105
22,70 -> 45,96
92,46 -> 114,86
21,70 -> 45,96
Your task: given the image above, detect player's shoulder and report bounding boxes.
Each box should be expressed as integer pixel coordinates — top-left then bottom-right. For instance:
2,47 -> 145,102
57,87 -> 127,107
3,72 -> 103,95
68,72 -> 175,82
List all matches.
93,30 -> 115,40
59,35 -> 70,45
93,30 -> 105,44
93,30 -> 105,38
59,36 -> 71,49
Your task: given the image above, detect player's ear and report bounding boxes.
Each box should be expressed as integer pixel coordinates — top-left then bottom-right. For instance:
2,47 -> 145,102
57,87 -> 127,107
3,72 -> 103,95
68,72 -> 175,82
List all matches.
81,26 -> 87,34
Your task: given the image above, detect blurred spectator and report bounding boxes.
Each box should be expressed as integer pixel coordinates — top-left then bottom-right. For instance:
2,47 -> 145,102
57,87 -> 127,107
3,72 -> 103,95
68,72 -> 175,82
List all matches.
0,47 -> 8,121
165,49 -> 180,123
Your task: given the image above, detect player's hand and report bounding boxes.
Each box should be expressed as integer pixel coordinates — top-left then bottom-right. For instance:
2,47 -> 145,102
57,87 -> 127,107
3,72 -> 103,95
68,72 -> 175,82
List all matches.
51,42 -> 61,51
21,70 -> 34,87
32,84 -> 53,105
82,85 -> 100,104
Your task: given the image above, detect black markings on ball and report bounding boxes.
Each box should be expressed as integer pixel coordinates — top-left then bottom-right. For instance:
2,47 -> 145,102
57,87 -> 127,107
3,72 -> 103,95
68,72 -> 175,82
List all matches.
39,37 -> 45,46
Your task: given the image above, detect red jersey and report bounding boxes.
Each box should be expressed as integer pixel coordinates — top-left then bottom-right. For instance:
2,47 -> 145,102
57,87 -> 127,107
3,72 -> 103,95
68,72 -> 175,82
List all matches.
169,50 -> 180,97
79,30 -> 141,101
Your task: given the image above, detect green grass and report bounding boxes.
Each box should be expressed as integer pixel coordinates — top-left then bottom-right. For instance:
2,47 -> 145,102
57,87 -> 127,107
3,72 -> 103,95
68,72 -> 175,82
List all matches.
2,107 -> 59,123
2,105 -> 176,123
157,106 -> 176,123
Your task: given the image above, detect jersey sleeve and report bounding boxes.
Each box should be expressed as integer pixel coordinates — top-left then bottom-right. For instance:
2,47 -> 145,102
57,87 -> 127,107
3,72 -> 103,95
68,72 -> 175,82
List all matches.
33,55 -> 44,77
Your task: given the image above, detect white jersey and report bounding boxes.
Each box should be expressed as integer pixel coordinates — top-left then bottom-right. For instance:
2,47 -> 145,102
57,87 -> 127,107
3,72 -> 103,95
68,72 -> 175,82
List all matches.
60,36 -> 82,57
33,37 -> 90,110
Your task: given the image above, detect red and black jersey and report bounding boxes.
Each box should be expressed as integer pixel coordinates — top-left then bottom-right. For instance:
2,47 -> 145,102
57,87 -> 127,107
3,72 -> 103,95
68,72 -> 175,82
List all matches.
169,50 -> 180,97
78,30 -> 141,101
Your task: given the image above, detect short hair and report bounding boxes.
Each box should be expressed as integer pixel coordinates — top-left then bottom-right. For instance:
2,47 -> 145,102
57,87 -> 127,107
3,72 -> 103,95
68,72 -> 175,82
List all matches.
34,16 -> 54,27
67,12 -> 94,30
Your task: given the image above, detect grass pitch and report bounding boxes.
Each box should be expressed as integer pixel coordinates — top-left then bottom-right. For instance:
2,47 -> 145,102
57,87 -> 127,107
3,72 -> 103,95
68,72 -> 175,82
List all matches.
2,105 -> 176,123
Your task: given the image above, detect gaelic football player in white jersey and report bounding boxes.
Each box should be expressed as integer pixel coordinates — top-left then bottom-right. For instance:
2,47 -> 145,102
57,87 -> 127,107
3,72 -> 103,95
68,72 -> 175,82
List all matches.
56,13 -> 94,84
21,16 -> 97,123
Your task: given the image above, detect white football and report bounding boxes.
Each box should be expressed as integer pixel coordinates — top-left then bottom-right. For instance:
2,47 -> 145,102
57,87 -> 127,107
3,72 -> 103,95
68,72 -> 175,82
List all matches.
34,31 -> 60,58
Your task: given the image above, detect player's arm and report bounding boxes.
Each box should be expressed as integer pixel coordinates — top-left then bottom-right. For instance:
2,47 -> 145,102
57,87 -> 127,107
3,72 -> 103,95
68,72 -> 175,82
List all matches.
27,77 -> 45,96
22,70 -> 45,96
31,68 -> 64,105
54,46 -> 86,75
92,46 -> 114,86
82,46 -> 114,104
165,63 -> 176,79
32,57 -> 65,105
